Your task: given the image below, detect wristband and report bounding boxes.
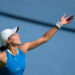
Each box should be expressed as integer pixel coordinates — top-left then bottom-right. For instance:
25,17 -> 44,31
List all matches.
56,21 -> 63,29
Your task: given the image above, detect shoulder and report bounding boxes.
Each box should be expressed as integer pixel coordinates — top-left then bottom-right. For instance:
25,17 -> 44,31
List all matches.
0,51 -> 7,61
0,51 -> 7,68
19,42 -> 30,54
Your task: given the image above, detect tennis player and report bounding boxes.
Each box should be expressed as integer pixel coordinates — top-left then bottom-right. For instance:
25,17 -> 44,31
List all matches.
0,13 -> 73,75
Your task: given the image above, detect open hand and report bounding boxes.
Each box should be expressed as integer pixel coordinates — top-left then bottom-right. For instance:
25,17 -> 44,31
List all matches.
60,13 -> 74,25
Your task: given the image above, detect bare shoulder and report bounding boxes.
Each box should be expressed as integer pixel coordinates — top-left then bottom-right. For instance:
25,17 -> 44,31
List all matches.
0,51 -> 7,61
19,42 -> 29,54
0,51 -> 7,68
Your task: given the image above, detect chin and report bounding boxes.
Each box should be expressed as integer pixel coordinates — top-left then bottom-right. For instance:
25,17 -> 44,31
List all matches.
15,41 -> 21,45
18,42 -> 21,45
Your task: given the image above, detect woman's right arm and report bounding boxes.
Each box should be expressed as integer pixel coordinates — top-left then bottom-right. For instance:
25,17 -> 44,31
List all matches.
0,52 -> 7,68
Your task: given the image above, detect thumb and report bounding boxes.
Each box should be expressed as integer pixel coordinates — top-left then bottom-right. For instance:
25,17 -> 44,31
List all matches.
63,13 -> 66,17
60,13 -> 66,21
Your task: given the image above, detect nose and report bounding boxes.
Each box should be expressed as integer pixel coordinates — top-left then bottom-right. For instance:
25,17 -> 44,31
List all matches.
15,33 -> 20,37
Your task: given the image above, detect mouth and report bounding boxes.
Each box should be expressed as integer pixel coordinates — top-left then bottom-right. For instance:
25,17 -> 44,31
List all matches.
17,38 -> 20,40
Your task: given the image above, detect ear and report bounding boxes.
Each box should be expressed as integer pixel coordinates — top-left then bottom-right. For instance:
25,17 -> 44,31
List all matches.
6,39 -> 10,43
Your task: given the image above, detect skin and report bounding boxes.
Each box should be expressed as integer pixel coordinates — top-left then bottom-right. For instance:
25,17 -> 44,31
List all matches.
0,13 -> 74,68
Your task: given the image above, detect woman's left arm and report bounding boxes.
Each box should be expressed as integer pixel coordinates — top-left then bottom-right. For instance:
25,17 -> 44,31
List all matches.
20,13 -> 73,54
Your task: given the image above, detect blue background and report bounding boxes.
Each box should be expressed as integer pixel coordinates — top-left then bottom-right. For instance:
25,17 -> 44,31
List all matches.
0,0 -> 75,75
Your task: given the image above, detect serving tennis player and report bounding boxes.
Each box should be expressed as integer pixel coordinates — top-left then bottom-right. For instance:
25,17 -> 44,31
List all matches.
0,13 -> 73,75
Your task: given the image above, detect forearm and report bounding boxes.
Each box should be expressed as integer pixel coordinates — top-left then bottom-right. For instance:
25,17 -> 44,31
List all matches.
43,13 -> 73,41
43,26 -> 59,41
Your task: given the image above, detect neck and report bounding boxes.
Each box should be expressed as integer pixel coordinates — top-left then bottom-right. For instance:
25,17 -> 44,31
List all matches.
7,44 -> 19,56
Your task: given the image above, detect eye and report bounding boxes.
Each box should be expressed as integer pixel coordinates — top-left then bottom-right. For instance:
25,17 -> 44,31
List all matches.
8,34 -> 14,39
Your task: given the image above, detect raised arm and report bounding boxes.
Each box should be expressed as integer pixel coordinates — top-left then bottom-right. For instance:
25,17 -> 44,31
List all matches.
20,13 -> 74,54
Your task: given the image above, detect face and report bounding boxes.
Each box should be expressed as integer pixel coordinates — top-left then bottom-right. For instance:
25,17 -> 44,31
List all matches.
6,33 -> 21,45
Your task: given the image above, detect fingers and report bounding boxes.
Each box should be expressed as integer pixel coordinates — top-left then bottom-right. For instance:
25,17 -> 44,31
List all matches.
66,15 -> 74,19
68,21 -> 72,23
67,15 -> 74,21
67,15 -> 74,18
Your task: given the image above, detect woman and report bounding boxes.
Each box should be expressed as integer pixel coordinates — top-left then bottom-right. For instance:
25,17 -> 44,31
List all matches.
0,14 -> 73,75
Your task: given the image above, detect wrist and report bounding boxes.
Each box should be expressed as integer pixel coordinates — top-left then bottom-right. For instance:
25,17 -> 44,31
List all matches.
56,21 -> 63,29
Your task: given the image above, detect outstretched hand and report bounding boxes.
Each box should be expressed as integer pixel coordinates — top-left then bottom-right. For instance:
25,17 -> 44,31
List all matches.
60,13 -> 74,25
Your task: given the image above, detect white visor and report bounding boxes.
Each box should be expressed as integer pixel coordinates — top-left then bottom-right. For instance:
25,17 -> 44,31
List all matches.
0,26 -> 19,46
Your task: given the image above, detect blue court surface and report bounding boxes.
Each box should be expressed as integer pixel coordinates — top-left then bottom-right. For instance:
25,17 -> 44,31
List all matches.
0,0 -> 75,75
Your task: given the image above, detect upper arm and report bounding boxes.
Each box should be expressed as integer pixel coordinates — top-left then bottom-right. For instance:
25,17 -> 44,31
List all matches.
19,36 -> 48,54
27,36 -> 48,50
0,52 -> 6,68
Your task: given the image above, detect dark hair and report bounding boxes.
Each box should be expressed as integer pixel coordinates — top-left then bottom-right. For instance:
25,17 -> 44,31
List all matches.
0,46 -> 7,52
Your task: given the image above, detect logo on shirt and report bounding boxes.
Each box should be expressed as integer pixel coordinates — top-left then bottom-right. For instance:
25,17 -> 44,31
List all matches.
16,68 -> 20,71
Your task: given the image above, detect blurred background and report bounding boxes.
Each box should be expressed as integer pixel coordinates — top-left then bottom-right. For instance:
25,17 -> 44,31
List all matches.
0,0 -> 75,75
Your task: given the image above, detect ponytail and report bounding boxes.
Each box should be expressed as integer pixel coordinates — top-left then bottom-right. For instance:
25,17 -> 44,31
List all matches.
0,46 -> 7,52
